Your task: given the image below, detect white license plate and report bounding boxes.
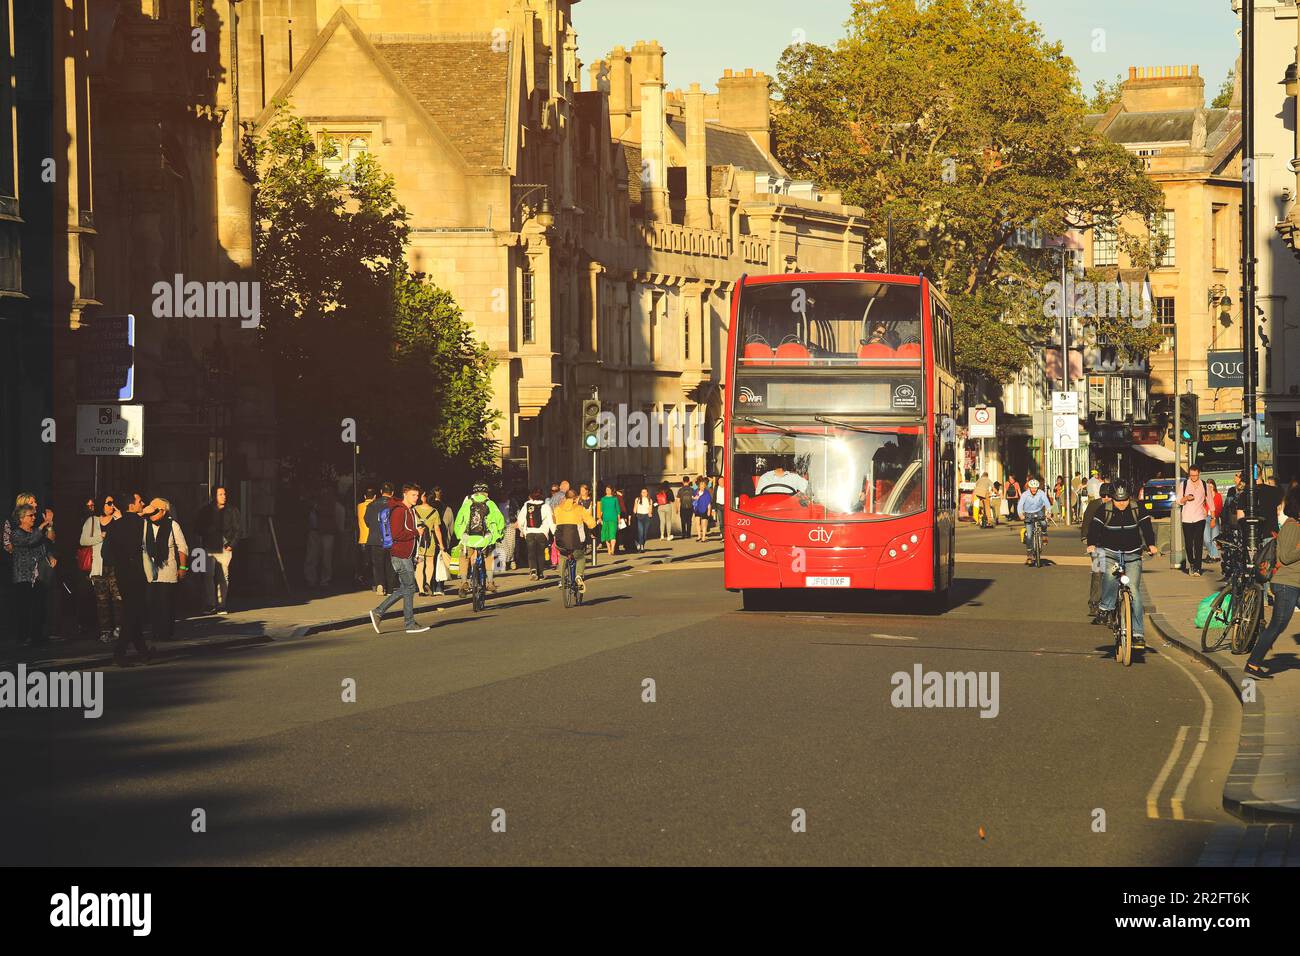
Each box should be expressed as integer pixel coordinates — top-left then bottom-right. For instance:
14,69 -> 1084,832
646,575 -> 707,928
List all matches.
806,576 -> 850,588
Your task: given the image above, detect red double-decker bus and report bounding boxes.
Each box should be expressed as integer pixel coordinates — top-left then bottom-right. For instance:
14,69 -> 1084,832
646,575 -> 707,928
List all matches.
722,273 -> 960,608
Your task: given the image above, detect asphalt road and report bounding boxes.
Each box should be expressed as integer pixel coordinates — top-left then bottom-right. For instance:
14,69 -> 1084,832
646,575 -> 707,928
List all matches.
1,520 -> 1241,865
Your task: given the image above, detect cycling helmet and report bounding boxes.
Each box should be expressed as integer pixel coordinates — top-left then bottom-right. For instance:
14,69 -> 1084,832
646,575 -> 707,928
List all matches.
1027,478 -> 1040,490
472,482 -> 489,495
1110,483 -> 1131,502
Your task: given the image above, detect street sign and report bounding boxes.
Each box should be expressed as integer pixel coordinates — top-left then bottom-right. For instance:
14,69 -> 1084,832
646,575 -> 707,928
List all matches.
1051,391 -> 1078,414
1206,349 -> 1245,388
76,404 -> 144,457
968,405 -> 996,438
1052,412 -> 1079,450
77,314 -> 135,402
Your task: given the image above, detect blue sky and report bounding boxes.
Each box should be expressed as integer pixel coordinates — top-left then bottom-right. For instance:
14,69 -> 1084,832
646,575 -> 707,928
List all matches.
573,0 -> 1240,97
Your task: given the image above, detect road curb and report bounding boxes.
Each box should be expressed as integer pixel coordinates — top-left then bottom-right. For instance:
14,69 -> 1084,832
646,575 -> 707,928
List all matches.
1142,583 -> 1300,823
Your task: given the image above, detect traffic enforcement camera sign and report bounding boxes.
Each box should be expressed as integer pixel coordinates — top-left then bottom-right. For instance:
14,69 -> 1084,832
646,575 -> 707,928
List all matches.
968,405 -> 996,438
1052,412 -> 1079,450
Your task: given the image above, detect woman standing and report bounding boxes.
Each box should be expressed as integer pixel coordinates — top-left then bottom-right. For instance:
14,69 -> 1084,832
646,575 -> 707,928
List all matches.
9,503 -> 54,646
1053,476 -> 1066,521
1004,475 -> 1021,520
81,495 -> 124,643
656,483 -> 674,542
633,487 -> 654,553
599,485 -> 620,557
1204,478 -> 1223,564
413,491 -> 439,597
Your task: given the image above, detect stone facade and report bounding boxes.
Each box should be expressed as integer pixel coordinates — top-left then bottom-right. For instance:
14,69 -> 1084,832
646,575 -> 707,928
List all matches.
248,2 -> 871,489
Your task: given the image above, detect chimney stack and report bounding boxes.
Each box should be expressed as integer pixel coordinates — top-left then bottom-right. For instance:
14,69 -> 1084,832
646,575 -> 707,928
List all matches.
606,46 -> 633,137
640,72 -> 669,222
717,68 -> 772,155
1120,64 -> 1205,112
685,82 -> 709,229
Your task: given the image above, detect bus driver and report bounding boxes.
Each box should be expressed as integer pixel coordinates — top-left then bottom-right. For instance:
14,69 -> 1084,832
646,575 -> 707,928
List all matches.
756,465 -> 810,496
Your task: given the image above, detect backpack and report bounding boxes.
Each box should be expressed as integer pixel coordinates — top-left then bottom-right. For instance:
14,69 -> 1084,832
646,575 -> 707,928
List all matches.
1255,534 -> 1280,581
525,501 -> 543,530
466,499 -> 490,537
656,490 -> 668,506
379,503 -> 394,550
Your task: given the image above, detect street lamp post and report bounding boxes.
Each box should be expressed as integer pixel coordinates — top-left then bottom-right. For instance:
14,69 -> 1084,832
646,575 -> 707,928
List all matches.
1242,0 -> 1260,554
1170,319 -> 1184,569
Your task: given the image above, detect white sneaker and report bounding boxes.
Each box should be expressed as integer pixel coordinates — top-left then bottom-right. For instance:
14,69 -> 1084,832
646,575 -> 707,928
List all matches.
368,610 -> 381,634
405,625 -> 431,634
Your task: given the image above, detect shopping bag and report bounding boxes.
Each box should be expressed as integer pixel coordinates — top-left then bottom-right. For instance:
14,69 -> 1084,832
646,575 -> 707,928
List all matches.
1194,591 -> 1230,629
550,539 -> 560,567
435,551 -> 450,584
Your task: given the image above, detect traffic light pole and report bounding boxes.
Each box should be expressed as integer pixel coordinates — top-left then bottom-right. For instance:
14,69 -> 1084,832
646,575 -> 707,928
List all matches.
591,386 -> 598,569
1242,0 -> 1259,555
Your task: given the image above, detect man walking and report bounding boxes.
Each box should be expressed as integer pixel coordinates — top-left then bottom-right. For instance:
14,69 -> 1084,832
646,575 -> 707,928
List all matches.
1178,465 -> 1209,576
364,483 -> 397,595
105,490 -> 152,666
517,487 -> 554,580
196,486 -> 240,614
141,498 -> 188,642
676,476 -> 694,541
356,486 -> 376,588
367,484 -> 430,635
1080,482 -> 1111,618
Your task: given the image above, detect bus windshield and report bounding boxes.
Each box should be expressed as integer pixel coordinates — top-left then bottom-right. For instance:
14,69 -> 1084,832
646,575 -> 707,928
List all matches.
737,280 -> 923,368
730,424 -> 926,522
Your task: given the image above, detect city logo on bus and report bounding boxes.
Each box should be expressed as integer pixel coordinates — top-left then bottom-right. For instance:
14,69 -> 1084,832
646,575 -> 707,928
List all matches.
808,526 -> 833,543
738,386 -> 764,406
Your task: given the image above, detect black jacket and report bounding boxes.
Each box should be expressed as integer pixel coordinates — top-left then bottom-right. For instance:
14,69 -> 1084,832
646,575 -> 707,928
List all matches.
1080,498 -> 1106,542
1086,503 -> 1156,552
104,511 -> 147,587
196,503 -> 241,550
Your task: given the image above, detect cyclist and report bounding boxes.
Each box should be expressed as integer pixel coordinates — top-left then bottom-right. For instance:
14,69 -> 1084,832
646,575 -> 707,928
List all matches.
552,487 -> 597,593
454,482 -> 506,595
1017,478 -> 1052,566
1086,482 -> 1158,648
973,472 -> 993,528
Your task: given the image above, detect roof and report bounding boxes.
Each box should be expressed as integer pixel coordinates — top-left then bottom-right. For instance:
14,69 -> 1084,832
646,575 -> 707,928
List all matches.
667,118 -> 784,177
623,142 -> 642,204
1099,108 -> 1237,148
372,39 -> 510,170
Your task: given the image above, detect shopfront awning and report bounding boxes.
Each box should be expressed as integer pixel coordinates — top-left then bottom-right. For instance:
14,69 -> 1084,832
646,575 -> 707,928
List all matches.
1131,443 -> 1176,463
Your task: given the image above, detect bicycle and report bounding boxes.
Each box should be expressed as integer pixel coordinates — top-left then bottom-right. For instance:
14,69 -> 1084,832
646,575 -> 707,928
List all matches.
1199,535 -> 1266,655
466,547 -> 488,612
1024,514 -> 1048,567
1101,549 -> 1146,666
558,548 -> 583,608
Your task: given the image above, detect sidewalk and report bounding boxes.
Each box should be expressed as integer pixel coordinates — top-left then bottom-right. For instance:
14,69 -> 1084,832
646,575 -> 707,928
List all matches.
2,536 -> 723,672
1141,540 -> 1300,822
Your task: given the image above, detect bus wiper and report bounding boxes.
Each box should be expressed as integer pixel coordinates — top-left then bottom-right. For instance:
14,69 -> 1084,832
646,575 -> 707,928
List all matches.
734,415 -> 796,435
815,415 -> 882,434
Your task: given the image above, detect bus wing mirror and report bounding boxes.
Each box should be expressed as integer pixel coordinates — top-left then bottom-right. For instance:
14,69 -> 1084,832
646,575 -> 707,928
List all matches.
710,446 -> 724,476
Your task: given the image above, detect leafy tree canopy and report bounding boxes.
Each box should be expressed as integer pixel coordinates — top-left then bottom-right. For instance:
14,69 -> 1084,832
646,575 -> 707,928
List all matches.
774,0 -> 1166,383
251,108 -> 499,490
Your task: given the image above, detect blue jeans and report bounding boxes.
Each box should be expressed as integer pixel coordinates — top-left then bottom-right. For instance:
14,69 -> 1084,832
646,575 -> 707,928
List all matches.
1205,520 -> 1221,560
373,555 -> 418,628
635,514 -> 650,550
1248,583 -> 1300,668
1098,549 -> 1145,638
1023,512 -> 1045,554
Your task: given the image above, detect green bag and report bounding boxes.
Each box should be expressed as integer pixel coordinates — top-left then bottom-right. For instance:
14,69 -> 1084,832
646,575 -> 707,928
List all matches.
1194,591 -> 1231,629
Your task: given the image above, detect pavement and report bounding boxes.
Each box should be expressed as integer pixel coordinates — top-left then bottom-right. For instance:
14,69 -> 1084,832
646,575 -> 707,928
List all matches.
2,518 -> 1250,865
0,535 -> 723,672
1139,524 -> 1300,823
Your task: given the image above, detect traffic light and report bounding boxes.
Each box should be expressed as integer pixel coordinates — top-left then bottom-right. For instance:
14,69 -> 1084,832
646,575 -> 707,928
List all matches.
1178,393 -> 1199,442
581,400 -> 601,451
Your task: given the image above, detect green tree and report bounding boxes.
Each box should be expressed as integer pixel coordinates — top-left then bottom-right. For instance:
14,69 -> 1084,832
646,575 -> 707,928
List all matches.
1211,68 -> 1235,108
1085,74 -> 1124,112
774,0 -> 1166,384
251,107 -> 497,487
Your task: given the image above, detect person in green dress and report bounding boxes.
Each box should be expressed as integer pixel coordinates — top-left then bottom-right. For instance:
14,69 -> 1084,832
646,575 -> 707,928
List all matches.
599,485 -> 620,556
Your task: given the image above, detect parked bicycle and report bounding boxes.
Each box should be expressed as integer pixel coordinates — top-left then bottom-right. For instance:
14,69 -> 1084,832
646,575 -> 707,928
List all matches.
1200,535 -> 1266,655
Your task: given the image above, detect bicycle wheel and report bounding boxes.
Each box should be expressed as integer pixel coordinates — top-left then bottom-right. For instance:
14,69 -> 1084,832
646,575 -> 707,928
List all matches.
1231,586 -> 1263,656
1200,586 -> 1232,653
562,571 -> 575,608
1033,532 -> 1042,568
472,565 -> 486,613
1118,590 -> 1133,666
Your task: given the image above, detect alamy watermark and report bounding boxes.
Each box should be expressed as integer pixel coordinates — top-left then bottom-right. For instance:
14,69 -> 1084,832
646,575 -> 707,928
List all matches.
596,404 -> 708,449
50,886 -> 150,936
0,665 -> 103,719
1041,276 -> 1151,326
890,664 -> 999,718
151,274 -> 261,328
